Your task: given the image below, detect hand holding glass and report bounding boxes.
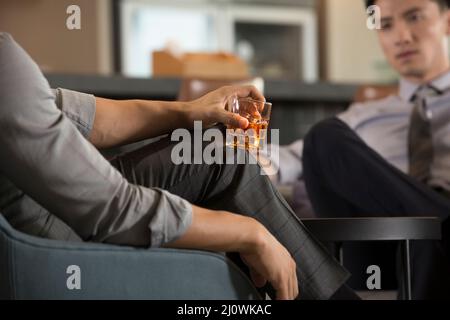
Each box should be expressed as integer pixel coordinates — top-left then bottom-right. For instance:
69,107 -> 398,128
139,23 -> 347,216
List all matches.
226,97 -> 272,150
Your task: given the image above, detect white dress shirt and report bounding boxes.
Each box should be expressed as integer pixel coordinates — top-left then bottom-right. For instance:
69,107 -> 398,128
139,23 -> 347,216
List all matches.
274,70 -> 450,192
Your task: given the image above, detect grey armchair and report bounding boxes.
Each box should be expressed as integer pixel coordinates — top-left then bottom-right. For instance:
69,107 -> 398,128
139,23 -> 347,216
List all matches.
0,214 -> 261,300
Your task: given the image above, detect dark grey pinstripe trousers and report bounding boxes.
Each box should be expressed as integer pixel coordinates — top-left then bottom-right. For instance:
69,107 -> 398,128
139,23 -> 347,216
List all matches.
110,129 -> 350,300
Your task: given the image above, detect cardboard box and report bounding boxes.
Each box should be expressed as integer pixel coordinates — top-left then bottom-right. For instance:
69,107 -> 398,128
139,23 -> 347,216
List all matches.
152,51 -> 249,79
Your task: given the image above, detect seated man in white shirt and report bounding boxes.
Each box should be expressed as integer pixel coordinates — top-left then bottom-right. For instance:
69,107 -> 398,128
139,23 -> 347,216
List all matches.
271,0 -> 450,299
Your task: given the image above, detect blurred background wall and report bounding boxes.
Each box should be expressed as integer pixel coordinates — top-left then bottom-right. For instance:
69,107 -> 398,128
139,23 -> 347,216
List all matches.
0,0 -> 396,83
324,0 -> 394,83
0,0 -> 112,74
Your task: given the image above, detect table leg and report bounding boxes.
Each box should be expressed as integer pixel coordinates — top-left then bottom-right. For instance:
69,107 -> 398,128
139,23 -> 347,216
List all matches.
400,240 -> 412,300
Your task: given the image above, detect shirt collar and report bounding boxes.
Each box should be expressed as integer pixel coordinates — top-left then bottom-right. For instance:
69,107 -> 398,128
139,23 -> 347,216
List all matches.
399,69 -> 450,102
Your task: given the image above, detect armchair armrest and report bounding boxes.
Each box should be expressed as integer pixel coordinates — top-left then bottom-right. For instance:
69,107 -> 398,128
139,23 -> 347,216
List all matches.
0,215 -> 260,300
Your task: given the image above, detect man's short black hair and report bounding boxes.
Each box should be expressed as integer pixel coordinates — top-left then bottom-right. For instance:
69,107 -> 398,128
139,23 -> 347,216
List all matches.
366,0 -> 449,10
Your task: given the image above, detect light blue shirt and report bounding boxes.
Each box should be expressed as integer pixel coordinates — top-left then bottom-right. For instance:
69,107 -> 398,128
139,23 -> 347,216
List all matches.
274,70 -> 450,192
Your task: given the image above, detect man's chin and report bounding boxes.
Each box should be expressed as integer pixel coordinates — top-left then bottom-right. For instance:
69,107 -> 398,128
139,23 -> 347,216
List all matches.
398,67 -> 426,80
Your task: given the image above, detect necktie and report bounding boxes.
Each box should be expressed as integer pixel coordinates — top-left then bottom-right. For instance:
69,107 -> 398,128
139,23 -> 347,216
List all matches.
408,85 -> 441,182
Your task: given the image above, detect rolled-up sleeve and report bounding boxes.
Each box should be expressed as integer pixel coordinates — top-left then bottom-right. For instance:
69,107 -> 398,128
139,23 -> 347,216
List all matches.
0,32 -> 192,247
52,88 -> 96,139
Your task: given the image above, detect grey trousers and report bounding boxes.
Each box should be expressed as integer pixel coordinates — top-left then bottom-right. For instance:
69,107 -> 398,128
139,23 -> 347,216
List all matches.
109,129 -> 349,300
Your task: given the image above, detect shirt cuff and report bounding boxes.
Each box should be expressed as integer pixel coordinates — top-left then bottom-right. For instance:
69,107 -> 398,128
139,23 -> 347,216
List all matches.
147,188 -> 193,247
53,88 -> 96,139
278,150 -> 302,184
268,140 -> 304,185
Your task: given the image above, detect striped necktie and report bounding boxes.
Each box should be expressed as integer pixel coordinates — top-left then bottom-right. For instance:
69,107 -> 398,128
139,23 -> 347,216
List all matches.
408,85 -> 441,182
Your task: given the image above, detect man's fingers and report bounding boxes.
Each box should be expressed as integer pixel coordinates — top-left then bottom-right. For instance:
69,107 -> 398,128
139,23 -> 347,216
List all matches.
249,268 -> 267,288
216,110 -> 248,129
273,275 -> 290,300
292,275 -> 299,299
225,85 -> 265,102
289,271 -> 296,300
276,284 -> 289,300
293,267 -> 299,299
275,261 -> 298,300
289,260 -> 298,299
288,272 -> 293,300
292,272 -> 298,299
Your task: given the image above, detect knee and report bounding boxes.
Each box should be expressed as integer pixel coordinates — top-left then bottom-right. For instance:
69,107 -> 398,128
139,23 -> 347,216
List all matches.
303,117 -> 351,165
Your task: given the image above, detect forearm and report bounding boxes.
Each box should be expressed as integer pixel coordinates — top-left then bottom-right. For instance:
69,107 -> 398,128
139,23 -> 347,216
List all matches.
89,85 -> 265,149
90,97 -> 190,148
164,204 -> 265,254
